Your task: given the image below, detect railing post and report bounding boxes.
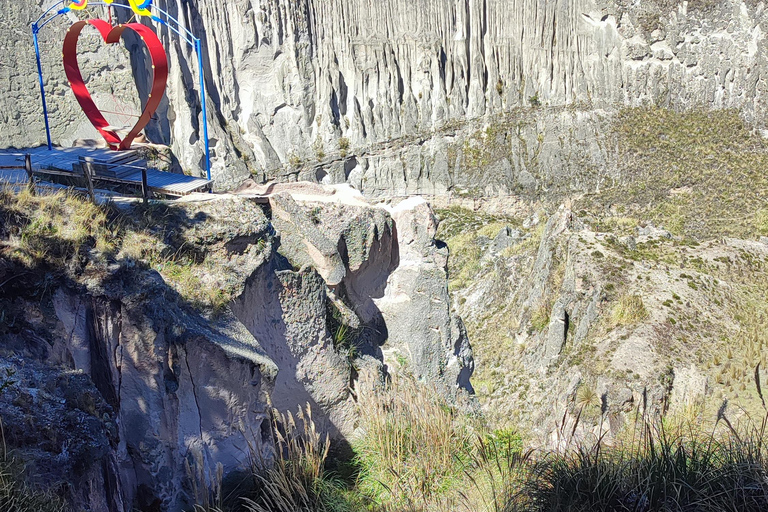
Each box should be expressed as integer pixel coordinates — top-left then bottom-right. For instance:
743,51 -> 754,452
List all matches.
141,168 -> 149,205
195,37 -> 212,183
24,154 -> 35,196
83,160 -> 96,203
32,24 -> 53,151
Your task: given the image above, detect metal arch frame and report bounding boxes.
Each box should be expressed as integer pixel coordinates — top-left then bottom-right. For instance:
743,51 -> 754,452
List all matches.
31,1 -> 212,181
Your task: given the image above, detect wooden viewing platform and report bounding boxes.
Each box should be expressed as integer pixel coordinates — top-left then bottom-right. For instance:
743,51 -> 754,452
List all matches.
0,146 -> 212,197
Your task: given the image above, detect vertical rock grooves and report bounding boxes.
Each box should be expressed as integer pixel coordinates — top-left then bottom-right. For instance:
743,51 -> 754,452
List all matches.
152,0 -> 766,190
51,271 -> 277,512
88,298 -> 120,411
2,1 -> 766,193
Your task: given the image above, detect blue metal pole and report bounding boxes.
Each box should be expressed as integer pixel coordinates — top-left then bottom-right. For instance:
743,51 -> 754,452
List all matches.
195,38 -> 212,182
32,24 -> 53,151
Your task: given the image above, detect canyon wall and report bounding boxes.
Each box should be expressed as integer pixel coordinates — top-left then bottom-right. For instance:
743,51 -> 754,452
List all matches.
2,0 -> 766,192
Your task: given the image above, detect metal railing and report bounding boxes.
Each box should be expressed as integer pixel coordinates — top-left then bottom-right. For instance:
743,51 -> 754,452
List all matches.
0,153 -> 151,204
31,1 -> 212,181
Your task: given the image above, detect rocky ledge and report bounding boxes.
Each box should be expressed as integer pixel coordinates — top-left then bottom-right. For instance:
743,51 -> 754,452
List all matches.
0,184 -> 473,511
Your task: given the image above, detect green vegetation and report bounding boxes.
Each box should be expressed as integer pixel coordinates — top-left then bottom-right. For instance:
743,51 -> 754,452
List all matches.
435,206 -> 521,290
611,294 -> 649,326
581,107 -> 768,240
0,424 -> 65,512
188,370 -> 768,512
435,206 -> 537,411
189,406 -> 357,512
0,187 -> 262,316
241,407 -> 349,512
338,137 -> 350,158
355,375 -> 468,509
529,301 -> 551,333
522,415 -> 768,512
187,374 -> 529,512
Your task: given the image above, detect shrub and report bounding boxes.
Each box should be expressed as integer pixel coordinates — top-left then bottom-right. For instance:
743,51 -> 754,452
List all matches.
354,374 -> 468,509
338,137 -> 350,158
512,367 -> 768,512
0,421 -> 66,512
288,153 -> 302,169
241,406 -> 349,512
529,301 -> 552,333
611,293 -> 649,326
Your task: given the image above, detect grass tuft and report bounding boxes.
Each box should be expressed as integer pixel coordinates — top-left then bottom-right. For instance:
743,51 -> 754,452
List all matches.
355,374 -> 467,509
242,405 -> 343,512
0,421 -> 66,512
611,293 -> 649,326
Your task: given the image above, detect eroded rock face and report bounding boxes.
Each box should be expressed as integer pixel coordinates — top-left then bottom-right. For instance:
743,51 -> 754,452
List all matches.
232,259 -> 362,437
0,196 -> 281,512
4,1 -> 766,192
0,189 -> 473,510
51,269 -> 276,512
376,197 -> 474,393
0,349 -> 121,512
451,205 -> 768,447
232,186 -> 474,436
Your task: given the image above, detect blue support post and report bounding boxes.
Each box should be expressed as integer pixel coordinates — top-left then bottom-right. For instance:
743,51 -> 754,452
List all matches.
195,38 -> 212,182
32,24 -> 53,151
32,1 -> 213,182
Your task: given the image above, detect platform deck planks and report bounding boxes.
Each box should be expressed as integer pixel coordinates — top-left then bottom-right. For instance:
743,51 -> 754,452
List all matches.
0,147 -> 211,196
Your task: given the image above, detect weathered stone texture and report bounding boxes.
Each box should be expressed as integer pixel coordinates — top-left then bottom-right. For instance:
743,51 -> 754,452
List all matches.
50,270 -> 276,512
3,1 -> 766,192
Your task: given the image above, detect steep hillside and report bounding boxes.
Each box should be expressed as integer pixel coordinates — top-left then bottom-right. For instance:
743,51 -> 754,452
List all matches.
438,107 -> 768,445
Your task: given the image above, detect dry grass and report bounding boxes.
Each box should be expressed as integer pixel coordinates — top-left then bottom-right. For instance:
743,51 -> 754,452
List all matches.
516,369 -> 768,512
0,421 -> 66,512
611,293 -> 649,326
756,208 -> 768,236
0,188 -> 242,315
355,374 -> 467,510
242,406 -> 338,512
528,300 -> 552,333
189,373 -> 768,512
580,107 -> 768,240
188,405 -> 354,512
354,373 -> 529,512
0,187 -> 119,270
435,206 -> 521,290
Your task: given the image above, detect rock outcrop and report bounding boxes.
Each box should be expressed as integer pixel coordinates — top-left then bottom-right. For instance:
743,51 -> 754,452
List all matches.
376,197 -> 474,393
3,1 -> 766,193
0,185 -> 473,510
50,271 -> 277,512
232,184 -> 474,436
446,204 -> 768,447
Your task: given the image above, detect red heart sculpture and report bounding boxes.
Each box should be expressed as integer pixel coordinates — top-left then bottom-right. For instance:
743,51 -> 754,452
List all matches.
63,20 -> 168,151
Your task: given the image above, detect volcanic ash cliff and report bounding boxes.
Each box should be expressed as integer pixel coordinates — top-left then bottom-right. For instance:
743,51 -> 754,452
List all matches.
0,186 -> 472,511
